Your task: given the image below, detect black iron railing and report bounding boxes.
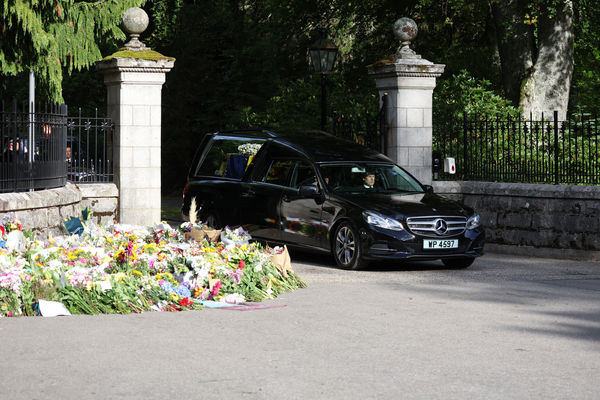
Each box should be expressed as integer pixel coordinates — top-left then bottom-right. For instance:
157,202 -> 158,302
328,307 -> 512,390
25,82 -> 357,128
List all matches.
66,108 -> 114,183
433,112 -> 600,185
332,94 -> 389,153
1,100 -> 68,193
0,99 -> 113,193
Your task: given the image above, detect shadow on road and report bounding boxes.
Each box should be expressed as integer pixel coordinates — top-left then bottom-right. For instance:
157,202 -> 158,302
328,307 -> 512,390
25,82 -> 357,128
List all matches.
288,247 -> 459,272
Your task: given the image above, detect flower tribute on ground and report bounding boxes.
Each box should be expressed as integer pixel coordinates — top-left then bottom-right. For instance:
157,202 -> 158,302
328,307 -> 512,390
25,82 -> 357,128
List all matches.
0,214 -> 306,317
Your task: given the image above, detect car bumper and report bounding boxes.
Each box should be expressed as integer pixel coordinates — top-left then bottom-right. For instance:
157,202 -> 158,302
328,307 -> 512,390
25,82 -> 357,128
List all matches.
360,225 -> 485,261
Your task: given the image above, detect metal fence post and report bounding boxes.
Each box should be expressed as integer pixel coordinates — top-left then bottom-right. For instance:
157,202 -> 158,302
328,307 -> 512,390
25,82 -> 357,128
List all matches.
462,113 -> 468,179
554,110 -> 559,184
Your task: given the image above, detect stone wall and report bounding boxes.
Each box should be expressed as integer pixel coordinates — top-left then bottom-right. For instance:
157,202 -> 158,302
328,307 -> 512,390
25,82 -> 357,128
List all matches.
0,183 -> 118,238
432,181 -> 600,260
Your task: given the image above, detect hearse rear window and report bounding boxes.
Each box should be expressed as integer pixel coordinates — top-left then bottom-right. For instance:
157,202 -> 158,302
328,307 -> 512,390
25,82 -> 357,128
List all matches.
195,137 -> 264,179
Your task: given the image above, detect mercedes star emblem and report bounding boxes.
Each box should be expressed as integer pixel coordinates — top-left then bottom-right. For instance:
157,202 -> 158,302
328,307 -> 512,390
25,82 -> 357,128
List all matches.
434,218 -> 448,235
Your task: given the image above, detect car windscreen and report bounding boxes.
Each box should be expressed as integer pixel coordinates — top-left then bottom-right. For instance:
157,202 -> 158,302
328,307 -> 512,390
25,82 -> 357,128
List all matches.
318,163 -> 424,194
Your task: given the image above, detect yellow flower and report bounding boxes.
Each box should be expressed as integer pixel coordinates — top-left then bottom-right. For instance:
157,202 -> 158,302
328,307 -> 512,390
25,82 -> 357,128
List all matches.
144,243 -> 157,253
85,281 -> 93,291
132,270 -> 142,276
114,249 -> 124,259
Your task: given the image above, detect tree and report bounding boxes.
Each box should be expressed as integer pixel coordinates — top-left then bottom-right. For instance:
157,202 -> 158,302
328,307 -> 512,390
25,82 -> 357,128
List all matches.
490,0 -> 574,119
569,0 -> 600,114
0,0 -> 144,102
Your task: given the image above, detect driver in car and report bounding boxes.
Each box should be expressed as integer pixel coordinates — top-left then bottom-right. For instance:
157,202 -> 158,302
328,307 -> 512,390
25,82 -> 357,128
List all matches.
363,171 -> 376,189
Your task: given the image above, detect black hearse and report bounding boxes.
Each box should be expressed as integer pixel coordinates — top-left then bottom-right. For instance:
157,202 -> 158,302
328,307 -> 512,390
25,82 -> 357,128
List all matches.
182,130 -> 484,269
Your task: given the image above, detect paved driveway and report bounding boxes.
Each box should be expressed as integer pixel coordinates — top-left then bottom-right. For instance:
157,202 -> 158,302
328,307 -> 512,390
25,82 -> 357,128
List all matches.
1,252 -> 599,399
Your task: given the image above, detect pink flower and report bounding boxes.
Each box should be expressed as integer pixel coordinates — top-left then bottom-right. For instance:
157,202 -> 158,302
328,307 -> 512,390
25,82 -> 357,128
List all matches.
199,288 -> 210,300
238,260 -> 245,269
228,268 -> 244,285
211,281 -> 222,296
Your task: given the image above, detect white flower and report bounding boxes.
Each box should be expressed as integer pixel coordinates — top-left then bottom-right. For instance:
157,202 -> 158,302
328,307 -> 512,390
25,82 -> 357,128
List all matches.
237,143 -> 262,155
220,293 -> 246,304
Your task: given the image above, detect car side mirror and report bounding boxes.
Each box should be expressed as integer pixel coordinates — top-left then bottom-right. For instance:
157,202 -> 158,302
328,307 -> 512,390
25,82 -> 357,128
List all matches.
299,185 -> 320,198
423,185 -> 434,193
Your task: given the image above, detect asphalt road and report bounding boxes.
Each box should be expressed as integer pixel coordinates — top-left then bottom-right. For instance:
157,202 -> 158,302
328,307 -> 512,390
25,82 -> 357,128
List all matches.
1,252 -> 599,399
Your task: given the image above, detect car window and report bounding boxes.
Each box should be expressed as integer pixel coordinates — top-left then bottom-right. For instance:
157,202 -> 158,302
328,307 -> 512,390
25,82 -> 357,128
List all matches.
195,137 -> 264,179
319,163 -> 423,193
262,160 -> 294,186
291,161 -> 317,188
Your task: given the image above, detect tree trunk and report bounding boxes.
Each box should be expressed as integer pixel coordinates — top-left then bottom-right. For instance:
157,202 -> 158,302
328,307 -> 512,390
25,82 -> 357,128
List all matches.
519,1 -> 574,120
490,0 -> 535,106
490,0 -> 574,120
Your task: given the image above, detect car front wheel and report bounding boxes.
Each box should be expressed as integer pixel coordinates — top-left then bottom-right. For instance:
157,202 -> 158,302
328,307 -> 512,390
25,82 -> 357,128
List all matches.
333,222 -> 368,270
442,257 -> 475,269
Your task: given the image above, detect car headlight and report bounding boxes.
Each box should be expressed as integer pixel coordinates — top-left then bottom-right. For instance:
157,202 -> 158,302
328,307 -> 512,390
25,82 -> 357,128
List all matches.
466,214 -> 480,230
363,211 -> 404,231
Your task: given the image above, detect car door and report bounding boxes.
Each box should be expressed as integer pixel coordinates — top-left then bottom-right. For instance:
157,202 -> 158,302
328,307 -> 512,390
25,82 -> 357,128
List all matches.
238,144 -> 294,242
279,159 -> 325,248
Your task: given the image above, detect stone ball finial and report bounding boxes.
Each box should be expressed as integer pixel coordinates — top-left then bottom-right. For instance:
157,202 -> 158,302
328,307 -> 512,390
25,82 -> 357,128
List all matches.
123,7 -> 149,34
122,7 -> 149,51
393,18 -> 419,59
393,18 -> 418,43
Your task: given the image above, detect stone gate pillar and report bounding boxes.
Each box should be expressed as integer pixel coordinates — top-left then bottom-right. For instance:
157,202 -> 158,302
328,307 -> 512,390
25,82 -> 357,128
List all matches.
96,8 -> 174,225
368,18 -> 444,185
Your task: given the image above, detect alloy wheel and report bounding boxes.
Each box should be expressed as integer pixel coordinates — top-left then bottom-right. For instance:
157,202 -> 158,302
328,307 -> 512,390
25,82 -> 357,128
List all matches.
335,226 -> 356,266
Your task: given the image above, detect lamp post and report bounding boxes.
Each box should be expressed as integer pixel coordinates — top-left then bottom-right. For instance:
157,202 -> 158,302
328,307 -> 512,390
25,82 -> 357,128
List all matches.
309,29 -> 338,131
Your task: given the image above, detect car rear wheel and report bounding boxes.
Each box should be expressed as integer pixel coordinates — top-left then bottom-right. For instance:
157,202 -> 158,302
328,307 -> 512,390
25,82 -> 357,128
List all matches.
442,257 -> 475,269
333,222 -> 368,270
204,211 -> 222,229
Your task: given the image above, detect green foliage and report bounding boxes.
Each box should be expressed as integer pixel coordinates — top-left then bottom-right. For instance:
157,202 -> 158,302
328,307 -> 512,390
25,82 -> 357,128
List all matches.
154,0 -> 339,191
570,0 -> 600,114
2,0 -> 595,189
0,0 -> 144,102
236,74 -> 378,131
434,70 -> 520,120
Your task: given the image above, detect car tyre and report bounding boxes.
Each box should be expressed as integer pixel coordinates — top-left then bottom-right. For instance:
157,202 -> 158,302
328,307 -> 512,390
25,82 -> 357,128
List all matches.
442,257 -> 475,269
204,211 -> 222,229
333,222 -> 368,270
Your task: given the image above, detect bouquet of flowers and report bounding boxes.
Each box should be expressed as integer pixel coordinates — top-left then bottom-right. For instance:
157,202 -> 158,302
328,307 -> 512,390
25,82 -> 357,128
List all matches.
220,226 -> 250,247
180,198 -> 222,242
237,143 -> 262,155
0,212 -> 306,317
0,214 -> 26,250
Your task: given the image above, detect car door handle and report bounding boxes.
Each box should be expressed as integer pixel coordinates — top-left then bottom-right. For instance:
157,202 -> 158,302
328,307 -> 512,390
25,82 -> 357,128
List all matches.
241,189 -> 256,198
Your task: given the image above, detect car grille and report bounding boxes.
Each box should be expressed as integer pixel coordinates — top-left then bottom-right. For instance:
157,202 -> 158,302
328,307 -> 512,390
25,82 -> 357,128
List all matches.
406,216 -> 467,237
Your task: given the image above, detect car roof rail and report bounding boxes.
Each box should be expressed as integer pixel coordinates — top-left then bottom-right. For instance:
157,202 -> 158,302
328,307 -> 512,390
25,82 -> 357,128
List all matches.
214,129 -> 278,138
262,129 -> 277,137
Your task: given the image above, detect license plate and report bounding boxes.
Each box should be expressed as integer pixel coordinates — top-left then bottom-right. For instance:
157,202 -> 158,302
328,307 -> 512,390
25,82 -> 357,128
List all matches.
423,239 -> 458,249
